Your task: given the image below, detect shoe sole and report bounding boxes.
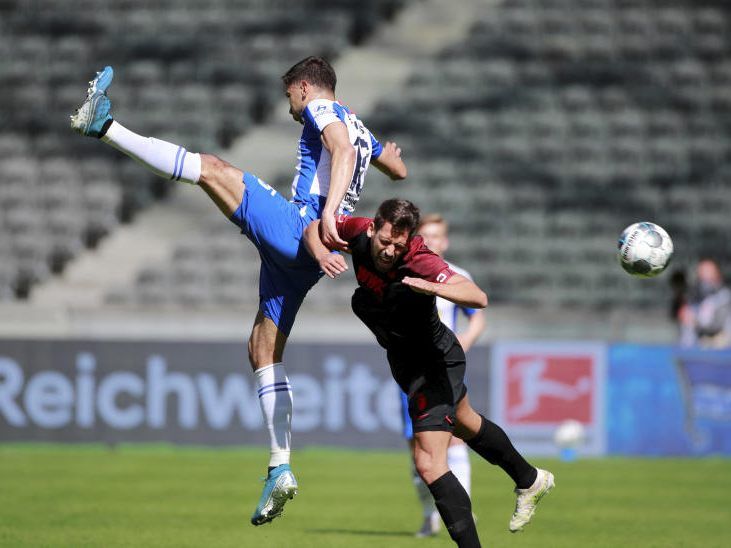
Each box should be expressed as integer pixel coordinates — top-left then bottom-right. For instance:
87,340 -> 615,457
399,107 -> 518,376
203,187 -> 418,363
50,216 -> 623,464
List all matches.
509,472 -> 555,533
70,92 -> 106,135
251,480 -> 298,526
70,67 -> 113,136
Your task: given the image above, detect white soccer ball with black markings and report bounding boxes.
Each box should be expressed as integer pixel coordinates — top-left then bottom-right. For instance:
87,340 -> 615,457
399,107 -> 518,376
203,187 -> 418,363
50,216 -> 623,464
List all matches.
617,222 -> 673,278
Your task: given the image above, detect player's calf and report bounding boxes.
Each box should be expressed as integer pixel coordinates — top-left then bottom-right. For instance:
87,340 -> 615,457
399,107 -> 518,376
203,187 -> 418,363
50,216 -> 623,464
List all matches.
427,471 -> 480,547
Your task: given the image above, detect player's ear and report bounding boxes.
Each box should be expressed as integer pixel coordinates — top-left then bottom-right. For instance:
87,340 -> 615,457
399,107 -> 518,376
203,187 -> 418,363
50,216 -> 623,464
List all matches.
300,80 -> 308,99
367,222 -> 375,238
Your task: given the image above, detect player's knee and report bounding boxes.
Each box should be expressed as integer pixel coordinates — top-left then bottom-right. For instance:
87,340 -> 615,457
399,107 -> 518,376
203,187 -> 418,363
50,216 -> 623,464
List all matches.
247,333 -> 280,369
199,153 -> 229,186
414,451 -> 441,484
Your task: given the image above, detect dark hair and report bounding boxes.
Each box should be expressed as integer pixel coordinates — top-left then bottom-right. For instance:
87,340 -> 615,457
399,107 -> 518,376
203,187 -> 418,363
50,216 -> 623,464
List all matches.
374,199 -> 421,237
281,56 -> 337,91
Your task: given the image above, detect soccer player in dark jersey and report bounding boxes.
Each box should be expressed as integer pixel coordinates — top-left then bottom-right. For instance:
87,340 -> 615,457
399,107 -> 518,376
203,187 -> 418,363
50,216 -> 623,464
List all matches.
303,199 -> 554,547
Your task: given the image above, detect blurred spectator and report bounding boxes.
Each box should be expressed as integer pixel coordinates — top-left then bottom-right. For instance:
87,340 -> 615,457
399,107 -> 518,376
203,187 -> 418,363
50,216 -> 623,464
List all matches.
678,259 -> 731,348
668,269 -> 688,321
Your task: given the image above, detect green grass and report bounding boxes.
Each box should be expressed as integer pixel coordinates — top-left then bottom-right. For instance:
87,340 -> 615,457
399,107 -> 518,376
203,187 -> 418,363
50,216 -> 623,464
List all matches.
1,445 -> 729,547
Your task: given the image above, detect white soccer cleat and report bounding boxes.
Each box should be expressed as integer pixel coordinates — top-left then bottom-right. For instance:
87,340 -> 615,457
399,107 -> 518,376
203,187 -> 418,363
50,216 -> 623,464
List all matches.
415,511 -> 441,537
509,468 -> 554,532
70,66 -> 114,138
250,464 -> 298,526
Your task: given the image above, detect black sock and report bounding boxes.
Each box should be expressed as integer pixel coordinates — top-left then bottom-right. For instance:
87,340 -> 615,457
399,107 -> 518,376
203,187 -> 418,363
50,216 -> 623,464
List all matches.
427,471 -> 481,548
99,117 -> 113,138
466,415 -> 537,489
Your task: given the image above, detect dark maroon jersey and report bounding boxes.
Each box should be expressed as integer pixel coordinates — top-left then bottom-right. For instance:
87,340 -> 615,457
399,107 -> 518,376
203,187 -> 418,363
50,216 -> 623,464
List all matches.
335,215 -> 459,354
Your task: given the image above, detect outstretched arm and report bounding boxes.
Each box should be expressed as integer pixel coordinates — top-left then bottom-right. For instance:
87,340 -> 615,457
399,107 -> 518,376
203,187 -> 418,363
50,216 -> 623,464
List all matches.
319,123 -> 357,251
372,141 -> 407,180
402,274 -> 488,309
304,219 -> 349,279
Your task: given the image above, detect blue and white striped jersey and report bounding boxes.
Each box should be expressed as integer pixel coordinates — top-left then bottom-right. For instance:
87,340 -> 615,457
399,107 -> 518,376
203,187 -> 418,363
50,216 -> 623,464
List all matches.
437,262 -> 477,331
292,98 -> 382,215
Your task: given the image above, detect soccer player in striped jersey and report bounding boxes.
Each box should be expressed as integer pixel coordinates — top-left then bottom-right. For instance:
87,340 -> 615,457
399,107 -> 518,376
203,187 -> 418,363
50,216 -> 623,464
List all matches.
405,214 -> 486,537
71,57 -> 407,526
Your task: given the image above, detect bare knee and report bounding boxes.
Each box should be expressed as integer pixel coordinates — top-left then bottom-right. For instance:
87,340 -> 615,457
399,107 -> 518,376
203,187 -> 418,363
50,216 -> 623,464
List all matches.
198,153 -> 244,217
199,153 -> 230,183
414,449 -> 448,485
454,397 -> 483,440
414,451 -> 436,483
248,314 -> 287,370
248,332 -> 278,370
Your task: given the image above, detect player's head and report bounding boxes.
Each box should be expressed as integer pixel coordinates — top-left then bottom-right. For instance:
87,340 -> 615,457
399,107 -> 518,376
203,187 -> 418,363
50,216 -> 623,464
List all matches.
368,199 -> 420,272
282,56 -> 337,123
417,213 -> 449,258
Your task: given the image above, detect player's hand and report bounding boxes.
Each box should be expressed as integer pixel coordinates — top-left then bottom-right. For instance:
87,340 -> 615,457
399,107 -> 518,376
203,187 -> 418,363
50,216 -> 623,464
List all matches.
317,252 -> 348,279
382,141 -> 402,159
320,215 -> 349,251
402,276 -> 436,295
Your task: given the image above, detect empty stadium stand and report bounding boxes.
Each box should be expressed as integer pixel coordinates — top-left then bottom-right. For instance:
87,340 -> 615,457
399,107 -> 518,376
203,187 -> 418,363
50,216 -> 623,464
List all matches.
2,0 -> 729,317
357,0 -> 731,309
0,0 -> 410,300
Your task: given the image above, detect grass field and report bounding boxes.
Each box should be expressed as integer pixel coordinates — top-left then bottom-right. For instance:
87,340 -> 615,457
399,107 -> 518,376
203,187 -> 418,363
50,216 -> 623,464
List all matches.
1,444 -> 729,547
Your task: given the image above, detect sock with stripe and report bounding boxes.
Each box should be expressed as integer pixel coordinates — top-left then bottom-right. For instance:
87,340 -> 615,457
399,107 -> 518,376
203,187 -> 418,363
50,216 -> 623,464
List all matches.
254,363 -> 292,469
101,121 -> 201,184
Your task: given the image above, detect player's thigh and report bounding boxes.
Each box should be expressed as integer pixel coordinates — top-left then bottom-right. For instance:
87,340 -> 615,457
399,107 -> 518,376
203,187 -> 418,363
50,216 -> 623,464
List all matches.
198,153 -> 245,218
256,258 -> 322,340
231,173 -> 311,263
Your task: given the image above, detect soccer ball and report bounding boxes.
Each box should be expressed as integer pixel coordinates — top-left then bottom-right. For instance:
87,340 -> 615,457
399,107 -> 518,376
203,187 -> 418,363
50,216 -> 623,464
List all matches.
617,222 -> 673,278
553,419 -> 586,449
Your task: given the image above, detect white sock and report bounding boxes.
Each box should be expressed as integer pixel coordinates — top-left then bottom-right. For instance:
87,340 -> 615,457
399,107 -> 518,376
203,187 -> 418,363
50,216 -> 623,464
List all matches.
448,442 -> 471,497
412,462 -> 436,518
101,121 -> 201,184
254,363 -> 292,468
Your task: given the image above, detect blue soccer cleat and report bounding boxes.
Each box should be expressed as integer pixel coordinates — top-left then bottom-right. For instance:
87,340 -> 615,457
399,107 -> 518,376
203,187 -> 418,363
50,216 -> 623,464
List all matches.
250,464 -> 298,526
70,66 -> 114,138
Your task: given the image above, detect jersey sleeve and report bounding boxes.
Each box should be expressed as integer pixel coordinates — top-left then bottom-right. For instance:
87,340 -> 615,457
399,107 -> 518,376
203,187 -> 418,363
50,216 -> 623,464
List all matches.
461,306 -> 477,318
405,237 -> 455,283
303,99 -> 343,133
335,215 -> 372,243
370,133 -> 383,159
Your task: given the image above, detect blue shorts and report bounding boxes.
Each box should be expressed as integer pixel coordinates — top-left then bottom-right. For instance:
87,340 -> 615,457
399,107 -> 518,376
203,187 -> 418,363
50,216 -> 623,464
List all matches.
229,172 -> 323,336
400,391 -> 414,439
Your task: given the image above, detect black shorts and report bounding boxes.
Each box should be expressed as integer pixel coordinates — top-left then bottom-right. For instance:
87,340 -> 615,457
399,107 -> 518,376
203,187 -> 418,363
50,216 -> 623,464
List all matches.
390,341 -> 467,434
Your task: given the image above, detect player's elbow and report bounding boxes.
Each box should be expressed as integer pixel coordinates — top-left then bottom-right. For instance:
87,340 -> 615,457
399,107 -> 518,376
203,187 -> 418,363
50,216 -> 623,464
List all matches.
338,145 -> 356,165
